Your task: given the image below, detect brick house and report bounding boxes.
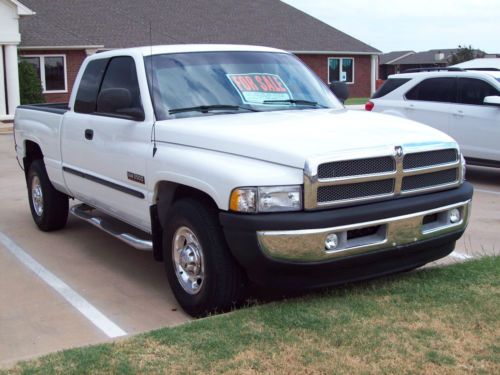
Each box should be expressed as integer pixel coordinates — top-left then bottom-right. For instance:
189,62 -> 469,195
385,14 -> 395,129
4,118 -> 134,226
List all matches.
6,0 -> 380,112
378,51 -> 415,80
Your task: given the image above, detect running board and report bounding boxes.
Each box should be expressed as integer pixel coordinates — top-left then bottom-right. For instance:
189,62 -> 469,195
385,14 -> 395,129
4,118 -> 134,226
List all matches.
70,204 -> 153,251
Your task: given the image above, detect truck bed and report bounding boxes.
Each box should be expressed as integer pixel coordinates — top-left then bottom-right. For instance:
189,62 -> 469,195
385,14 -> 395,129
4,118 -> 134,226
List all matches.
18,103 -> 69,115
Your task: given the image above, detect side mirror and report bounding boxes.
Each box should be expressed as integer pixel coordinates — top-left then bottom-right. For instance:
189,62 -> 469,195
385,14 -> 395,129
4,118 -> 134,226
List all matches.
97,88 -> 145,121
329,81 -> 349,104
483,95 -> 500,107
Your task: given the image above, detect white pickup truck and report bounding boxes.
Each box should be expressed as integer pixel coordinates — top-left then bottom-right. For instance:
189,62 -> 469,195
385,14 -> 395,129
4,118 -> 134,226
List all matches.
14,45 -> 473,316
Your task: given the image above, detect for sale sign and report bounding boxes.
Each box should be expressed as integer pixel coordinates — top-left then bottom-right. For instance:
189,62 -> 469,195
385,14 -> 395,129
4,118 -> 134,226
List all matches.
227,73 -> 292,105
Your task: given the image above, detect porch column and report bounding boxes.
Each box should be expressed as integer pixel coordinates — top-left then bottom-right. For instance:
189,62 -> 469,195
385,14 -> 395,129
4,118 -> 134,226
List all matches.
0,46 -> 6,117
370,54 -> 378,95
5,44 -> 20,115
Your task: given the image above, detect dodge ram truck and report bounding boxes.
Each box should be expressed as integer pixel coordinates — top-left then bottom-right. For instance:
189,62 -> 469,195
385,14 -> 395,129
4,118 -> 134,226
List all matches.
14,45 -> 473,316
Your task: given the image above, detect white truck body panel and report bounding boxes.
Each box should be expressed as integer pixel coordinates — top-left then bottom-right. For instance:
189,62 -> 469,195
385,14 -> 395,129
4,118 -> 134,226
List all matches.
14,44 -> 462,232
153,109 -> 455,169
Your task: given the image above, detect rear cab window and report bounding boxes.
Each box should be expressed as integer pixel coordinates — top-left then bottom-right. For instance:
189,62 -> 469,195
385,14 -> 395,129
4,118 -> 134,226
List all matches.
371,78 -> 411,99
74,59 -> 109,113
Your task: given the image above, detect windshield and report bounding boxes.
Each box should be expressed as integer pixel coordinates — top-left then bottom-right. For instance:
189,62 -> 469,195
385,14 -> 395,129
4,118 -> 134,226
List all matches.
145,51 -> 341,120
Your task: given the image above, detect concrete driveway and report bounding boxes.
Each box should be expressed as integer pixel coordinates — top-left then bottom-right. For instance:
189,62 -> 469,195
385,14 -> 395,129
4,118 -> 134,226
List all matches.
0,133 -> 189,368
0,132 -> 499,368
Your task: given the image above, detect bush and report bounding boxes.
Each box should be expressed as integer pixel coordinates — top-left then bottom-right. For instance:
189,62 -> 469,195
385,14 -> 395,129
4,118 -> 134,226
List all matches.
19,60 -> 45,104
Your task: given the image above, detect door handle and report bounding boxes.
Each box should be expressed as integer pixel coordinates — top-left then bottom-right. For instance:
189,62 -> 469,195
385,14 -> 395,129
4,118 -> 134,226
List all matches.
453,110 -> 464,118
84,129 -> 94,140
406,104 -> 415,110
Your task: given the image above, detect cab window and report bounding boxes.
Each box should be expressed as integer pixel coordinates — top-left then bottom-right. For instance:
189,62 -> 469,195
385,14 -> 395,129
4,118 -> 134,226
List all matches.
96,56 -> 143,118
74,59 -> 108,114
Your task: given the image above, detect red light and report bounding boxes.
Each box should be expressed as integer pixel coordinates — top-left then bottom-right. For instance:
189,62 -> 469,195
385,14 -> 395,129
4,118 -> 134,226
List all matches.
365,101 -> 374,111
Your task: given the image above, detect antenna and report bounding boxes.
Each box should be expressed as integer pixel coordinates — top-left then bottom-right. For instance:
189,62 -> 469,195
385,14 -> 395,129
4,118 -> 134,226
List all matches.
150,21 -> 158,157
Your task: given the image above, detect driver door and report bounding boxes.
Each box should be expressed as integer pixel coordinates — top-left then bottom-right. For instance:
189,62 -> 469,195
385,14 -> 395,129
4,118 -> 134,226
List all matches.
61,56 -> 152,230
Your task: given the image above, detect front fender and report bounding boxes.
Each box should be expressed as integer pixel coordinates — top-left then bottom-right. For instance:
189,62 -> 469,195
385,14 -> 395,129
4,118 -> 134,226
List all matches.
147,143 -> 304,210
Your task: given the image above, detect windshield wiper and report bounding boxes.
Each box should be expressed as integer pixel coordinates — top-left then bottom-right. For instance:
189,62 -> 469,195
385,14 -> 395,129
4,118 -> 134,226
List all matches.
169,104 -> 259,115
262,99 -> 324,107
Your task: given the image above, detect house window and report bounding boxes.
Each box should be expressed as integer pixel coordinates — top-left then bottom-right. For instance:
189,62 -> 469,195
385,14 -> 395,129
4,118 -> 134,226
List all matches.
20,55 -> 67,93
328,57 -> 354,84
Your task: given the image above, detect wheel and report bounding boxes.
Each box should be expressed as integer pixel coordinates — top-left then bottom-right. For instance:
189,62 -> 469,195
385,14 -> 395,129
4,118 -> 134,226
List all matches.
163,198 -> 247,316
27,159 -> 69,231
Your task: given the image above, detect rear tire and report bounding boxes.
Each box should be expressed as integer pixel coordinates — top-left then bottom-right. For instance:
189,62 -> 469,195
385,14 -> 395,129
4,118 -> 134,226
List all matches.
163,198 -> 247,317
27,160 -> 69,231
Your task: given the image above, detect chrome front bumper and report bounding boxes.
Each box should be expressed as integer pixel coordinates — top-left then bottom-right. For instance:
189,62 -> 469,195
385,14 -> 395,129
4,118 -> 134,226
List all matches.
257,200 -> 471,263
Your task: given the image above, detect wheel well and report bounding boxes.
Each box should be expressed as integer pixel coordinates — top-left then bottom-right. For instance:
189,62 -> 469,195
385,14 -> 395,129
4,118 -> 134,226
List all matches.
23,141 -> 43,174
151,181 -> 220,262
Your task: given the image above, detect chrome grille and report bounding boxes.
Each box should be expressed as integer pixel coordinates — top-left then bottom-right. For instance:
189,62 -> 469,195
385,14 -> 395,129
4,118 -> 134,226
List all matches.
403,149 -> 458,170
304,144 -> 462,210
317,180 -> 394,202
402,169 -> 458,191
318,156 -> 395,179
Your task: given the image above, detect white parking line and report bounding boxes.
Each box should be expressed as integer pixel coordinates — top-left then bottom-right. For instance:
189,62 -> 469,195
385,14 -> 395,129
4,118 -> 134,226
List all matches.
475,188 -> 500,196
449,251 -> 474,260
0,231 -> 127,338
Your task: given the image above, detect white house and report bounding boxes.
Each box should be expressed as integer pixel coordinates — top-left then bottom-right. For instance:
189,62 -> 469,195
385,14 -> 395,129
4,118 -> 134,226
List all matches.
0,0 -> 34,121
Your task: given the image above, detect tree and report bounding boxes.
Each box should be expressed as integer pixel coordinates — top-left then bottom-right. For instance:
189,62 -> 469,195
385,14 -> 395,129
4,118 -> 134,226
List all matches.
18,60 -> 45,104
450,45 -> 485,65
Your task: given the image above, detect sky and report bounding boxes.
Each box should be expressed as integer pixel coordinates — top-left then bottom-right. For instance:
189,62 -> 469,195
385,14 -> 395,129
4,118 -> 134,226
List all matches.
282,0 -> 499,53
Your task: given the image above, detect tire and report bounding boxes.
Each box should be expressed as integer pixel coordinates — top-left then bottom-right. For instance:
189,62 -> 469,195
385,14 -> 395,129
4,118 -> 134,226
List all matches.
27,159 -> 69,231
163,198 -> 247,317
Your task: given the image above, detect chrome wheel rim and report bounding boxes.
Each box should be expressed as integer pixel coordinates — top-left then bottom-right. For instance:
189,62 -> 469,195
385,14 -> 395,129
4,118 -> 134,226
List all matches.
172,226 -> 205,295
31,176 -> 44,217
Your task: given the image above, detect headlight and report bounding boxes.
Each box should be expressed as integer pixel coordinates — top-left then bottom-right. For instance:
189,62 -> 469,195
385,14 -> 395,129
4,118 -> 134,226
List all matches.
230,186 -> 302,213
460,154 -> 466,183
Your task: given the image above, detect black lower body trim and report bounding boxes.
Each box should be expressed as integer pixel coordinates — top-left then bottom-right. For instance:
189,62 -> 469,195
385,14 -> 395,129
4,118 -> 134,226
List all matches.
63,166 -> 145,199
226,231 -> 459,289
220,183 -> 473,289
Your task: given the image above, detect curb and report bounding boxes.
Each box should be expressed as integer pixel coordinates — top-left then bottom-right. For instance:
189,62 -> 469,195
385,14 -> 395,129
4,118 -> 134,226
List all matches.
0,123 -> 14,135
345,104 -> 365,110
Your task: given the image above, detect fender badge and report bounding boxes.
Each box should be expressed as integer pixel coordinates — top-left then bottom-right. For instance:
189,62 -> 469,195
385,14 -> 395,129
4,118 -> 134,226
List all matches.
127,172 -> 145,184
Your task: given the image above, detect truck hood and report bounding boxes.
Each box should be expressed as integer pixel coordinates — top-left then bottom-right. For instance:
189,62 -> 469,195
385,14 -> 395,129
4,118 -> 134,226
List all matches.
155,109 -> 457,169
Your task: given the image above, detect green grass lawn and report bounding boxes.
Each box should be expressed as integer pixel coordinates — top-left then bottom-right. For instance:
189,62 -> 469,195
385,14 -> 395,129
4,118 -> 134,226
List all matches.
4,257 -> 499,375
345,97 -> 370,105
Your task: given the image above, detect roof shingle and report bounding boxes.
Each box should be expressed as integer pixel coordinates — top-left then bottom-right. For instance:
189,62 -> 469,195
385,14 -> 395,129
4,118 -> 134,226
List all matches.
19,0 -> 380,53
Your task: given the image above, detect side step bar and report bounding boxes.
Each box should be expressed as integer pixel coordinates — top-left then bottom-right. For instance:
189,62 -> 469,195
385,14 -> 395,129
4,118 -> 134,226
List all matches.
70,204 -> 153,251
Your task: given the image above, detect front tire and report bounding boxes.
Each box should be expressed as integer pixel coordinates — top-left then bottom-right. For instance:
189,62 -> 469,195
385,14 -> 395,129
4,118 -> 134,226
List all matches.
27,160 -> 69,231
163,198 -> 246,317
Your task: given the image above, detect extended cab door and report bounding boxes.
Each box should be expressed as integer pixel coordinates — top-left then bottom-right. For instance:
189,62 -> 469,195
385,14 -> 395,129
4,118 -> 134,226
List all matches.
61,56 -> 153,231
403,77 -> 457,134
450,77 -> 500,163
